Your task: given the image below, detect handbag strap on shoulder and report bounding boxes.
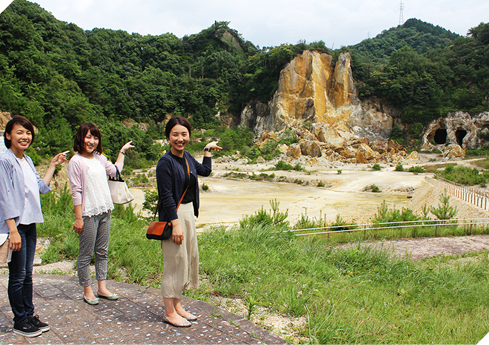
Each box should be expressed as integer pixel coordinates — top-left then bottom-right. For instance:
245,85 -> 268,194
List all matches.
153,157 -> 191,221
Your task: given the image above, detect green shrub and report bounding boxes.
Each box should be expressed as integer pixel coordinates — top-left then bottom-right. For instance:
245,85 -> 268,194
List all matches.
429,190 -> 458,220
274,160 -> 294,170
436,164 -> 489,185
239,199 -> 289,230
330,214 -> 356,231
408,166 -> 426,174
373,200 -> 423,224
372,163 -> 382,171
365,184 -> 381,192
293,163 -> 305,171
142,189 -> 158,213
395,162 -> 404,171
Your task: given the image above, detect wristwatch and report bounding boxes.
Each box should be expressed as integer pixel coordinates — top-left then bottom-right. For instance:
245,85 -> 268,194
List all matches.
204,148 -> 211,152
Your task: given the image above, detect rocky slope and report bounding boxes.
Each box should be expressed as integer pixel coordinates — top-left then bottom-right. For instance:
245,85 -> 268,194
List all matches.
241,50 -> 401,146
240,50 -> 477,164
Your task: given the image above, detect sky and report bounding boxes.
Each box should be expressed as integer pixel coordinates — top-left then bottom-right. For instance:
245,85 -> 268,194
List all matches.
0,0 -> 488,48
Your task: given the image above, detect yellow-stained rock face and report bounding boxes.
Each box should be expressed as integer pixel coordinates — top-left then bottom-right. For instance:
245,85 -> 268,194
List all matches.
443,144 -> 466,159
286,143 -> 302,159
273,50 -> 334,125
406,151 -> 419,160
249,50 -> 396,146
333,53 -> 357,108
357,143 -> 377,161
0,111 -> 12,130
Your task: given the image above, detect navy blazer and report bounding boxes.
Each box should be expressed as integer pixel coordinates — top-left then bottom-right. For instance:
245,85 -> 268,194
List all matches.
156,151 -> 211,222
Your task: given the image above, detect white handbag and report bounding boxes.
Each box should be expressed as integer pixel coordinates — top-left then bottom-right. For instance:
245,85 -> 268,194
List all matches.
108,166 -> 135,204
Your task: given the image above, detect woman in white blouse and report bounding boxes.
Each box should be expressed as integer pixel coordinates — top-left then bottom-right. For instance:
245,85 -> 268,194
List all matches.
68,123 -> 133,305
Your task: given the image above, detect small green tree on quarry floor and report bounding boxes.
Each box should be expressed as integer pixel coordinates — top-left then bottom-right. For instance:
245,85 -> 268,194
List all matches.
430,190 -> 458,220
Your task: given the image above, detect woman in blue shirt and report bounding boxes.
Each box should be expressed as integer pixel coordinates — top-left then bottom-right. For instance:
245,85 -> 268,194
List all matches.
0,116 -> 67,338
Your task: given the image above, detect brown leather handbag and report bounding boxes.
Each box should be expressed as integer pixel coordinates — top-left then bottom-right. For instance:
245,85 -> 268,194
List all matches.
146,159 -> 189,240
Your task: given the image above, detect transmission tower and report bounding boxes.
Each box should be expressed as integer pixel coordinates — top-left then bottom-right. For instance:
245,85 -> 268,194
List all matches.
399,0 -> 405,26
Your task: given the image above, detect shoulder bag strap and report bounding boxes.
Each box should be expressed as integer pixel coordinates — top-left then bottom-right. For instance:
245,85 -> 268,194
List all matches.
153,158 -> 191,221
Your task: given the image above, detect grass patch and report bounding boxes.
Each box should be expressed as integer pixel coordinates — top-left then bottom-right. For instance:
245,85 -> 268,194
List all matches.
197,224 -> 489,344
38,190 -> 489,344
436,164 -> 489,185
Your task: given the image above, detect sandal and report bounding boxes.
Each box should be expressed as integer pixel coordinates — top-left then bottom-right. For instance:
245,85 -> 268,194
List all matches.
162,314 -> 191,327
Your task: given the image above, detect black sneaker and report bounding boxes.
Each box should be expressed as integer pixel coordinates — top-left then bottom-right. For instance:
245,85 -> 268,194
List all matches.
28,315 -> 50,332
13,318 -> 42,338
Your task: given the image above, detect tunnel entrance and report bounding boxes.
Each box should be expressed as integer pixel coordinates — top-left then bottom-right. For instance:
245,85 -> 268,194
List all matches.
434,129 -> 447,144
456,129 -> 467,146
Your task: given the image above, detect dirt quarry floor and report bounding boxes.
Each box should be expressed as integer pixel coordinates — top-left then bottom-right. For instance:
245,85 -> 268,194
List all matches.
130,153 -> 488,229
126,153 -> 489,262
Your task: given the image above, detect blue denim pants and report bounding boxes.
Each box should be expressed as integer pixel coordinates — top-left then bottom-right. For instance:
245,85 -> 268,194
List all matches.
8,223 -> 36,324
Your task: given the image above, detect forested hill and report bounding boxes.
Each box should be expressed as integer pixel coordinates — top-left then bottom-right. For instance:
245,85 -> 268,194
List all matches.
351,18 -> 460,63
350,18 -> 489,125
0,0 -> 488,163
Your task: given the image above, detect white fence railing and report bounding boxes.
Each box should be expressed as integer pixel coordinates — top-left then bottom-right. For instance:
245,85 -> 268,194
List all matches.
428,177 -> 489,211
291,218 -> 489,239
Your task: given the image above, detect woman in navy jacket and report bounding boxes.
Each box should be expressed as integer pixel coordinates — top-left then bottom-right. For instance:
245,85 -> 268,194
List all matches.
156,116 -> 220,327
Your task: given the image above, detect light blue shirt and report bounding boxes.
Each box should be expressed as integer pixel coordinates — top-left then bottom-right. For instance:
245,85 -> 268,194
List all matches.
0,134 -> 6,155
0,149 -> 51,234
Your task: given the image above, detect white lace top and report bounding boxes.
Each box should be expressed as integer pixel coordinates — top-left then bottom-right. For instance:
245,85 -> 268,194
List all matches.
81,156 -> 114,217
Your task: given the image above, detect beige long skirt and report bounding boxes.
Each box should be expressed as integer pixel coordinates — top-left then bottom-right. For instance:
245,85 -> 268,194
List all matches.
160,202 -> 199,299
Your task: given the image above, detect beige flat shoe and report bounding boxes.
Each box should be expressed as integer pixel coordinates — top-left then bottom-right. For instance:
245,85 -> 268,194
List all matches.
162,314 -> 191,327
181,312 -> 198,321
83,295 -> 99,305
97,292 -> 119,300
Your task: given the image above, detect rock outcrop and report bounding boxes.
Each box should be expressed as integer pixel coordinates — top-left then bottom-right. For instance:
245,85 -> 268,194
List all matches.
0,111 -> 11,130
420,111 -> 489,152
443,144 -> 466,159
241,50 -> 400,147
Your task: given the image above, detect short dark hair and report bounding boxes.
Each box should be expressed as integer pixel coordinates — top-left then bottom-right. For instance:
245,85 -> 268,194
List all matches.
73,123 -> 103,154
165,116 -> 192,139
4,116 -> 35,149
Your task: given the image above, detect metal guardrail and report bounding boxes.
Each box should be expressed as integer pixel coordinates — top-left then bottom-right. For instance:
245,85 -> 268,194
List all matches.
291,218 -> 489,238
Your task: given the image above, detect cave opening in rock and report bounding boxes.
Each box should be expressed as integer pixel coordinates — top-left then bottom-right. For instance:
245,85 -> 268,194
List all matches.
456,129 -> 467,146
434,129 -> 447,144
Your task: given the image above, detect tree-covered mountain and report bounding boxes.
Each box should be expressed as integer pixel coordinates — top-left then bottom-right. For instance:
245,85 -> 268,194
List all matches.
0,0 -> 488,161
351,18 -> 460,63
351,19 -> 489,124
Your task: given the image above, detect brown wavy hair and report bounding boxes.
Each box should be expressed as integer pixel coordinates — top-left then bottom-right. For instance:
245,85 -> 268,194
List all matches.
73,123 -> 103,154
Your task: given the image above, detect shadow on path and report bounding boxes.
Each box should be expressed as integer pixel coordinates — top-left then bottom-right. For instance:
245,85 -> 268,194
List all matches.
0,274 -> 287,344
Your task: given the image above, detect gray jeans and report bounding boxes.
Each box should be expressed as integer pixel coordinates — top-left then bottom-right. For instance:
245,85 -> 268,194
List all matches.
77,212 -> 111,287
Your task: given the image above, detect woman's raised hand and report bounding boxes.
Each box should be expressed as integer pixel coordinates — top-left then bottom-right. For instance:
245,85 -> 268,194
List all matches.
120,141 -> 135,154
50,151 -> 69,167
205,141 -> 222,151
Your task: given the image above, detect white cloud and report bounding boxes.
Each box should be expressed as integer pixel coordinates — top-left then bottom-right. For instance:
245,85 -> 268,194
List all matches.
24,0 -> 489,47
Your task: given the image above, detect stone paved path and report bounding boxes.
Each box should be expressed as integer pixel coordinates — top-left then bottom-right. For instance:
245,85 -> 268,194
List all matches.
0,274 -> 287,344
